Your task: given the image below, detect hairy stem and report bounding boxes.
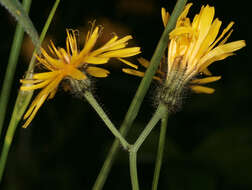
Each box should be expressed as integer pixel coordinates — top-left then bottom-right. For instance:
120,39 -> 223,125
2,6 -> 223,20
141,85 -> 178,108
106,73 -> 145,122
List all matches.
129,151 -> 139,190
84,91 -> 130,150
152,112 -> 168,190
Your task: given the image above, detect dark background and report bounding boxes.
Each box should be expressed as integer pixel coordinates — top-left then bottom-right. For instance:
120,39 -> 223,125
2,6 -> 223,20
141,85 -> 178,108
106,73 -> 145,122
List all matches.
0,0 -> 250,189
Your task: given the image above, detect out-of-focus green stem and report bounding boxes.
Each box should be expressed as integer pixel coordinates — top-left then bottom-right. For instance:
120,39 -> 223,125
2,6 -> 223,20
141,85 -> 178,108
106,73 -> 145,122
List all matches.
0,0 -> 60,182
152,112 -> 168,190
92,1 -> 187,189
0,0 -> 31,137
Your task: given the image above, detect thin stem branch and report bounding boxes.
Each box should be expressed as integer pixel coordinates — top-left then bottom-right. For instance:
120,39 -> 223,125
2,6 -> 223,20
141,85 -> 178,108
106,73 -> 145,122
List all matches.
128,104 -> 167,190
92,0 -> 187,188
129,151 -> 139,190
84,91 -> 130,150
132,104 -> 167,152
152,112 -> 168,190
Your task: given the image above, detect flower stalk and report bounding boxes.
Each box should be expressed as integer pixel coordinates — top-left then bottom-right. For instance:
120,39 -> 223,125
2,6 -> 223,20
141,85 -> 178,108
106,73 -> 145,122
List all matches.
83,89 -> 130,150
152,112 -> 169,190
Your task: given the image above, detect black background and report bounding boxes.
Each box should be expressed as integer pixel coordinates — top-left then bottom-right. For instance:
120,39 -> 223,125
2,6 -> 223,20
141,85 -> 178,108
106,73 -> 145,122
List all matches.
0,0 -> 250,189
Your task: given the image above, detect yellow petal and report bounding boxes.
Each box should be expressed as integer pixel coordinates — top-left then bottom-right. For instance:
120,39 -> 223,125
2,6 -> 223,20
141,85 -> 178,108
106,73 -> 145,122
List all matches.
161,7 -> 169,27
23,76 -> 62,124
199,53 -> 234,72
122,68 -> 162,82
41,48 -> 64,69
208,21 -> 234,51
84,56 -> 109,64
49,40 -> 63,59
22,94 -> 48,128
199,40 -> 246,68
122,68 -> 145,77
177,3 -> 193,26
118,58 -> 138,69
20,79 -> 43,84
190,76 -> 221,84
35,55 -> 54,71
189,5 -> 215,63
33,71 -> 60,80
48,88 -> 57,99
66,29 -> 78,56
86,66 -> 110,77
79,26 -> 99,57
202,68 -> 212,76
169,27 -> 194,38
218,29 -> 233,46
190,85 -> 215,94
196,18 -> 222,57
99,47 -> 141,58
68,68 -> 87,80
138,57 -> 150,68
21,79 -> 52,91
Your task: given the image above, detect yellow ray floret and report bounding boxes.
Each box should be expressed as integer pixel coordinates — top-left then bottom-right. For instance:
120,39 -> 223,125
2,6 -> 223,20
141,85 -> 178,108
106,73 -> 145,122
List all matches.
20,24 -> 141,128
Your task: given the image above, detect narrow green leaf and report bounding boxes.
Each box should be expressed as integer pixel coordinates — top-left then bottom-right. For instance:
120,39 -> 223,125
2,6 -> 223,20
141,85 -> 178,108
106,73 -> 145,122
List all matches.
0,0 -> 40,48
0,0 -> 32,137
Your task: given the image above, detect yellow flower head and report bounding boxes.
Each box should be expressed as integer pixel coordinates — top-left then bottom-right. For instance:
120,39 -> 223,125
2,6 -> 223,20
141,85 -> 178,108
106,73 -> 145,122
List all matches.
123,3 -> 245,109
21,23 -> 141,128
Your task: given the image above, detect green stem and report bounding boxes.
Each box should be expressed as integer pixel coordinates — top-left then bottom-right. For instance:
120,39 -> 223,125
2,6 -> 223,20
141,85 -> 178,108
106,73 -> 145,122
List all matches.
92,0 -> 187,189
128,104 -> 167,190
132,104 -> 167,152
0,0 -> 60,182
129,151 -> 139,190
152,112 -> 168,190
84,91 -> 130,150
0,0 -> 31,138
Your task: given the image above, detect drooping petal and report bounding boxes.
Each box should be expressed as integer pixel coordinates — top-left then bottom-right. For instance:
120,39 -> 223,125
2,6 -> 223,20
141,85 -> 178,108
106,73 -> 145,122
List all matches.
22,94 -> 48,128
190,76 -> 221,84
138,57 -> 150,68
199,40 -> 246,68
99,47 -> 141,58
122,68 -> 145,77
190,85 -> 215,94
84,56 -> 109,64
118,58 -> 138,69
86,66 -> 110,77
199,53 -> 234,72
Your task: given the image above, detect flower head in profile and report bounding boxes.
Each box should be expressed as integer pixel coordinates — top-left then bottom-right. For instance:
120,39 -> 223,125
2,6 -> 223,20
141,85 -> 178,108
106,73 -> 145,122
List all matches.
123,3 -> 245,110
20,23 -> 141,128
